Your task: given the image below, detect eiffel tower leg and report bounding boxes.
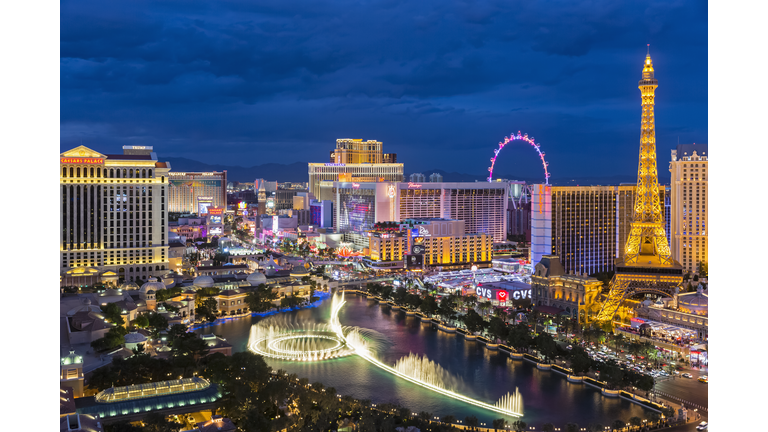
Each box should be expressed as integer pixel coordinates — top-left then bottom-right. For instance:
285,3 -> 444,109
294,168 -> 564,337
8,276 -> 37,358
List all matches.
596,278 -> 630,325
652,226 -> 672,265
623,226 -> 643,264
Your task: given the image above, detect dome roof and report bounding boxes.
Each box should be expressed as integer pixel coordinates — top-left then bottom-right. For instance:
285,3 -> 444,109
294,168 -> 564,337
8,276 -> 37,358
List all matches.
124,332 -> 148,344
140,277 -> 166,293
193,275 -> 215,288
247,272 -> 267,286
678,286 -> 708,315
119,281 -> 140,291
161,276 -> 176,289
66,297 -> 102,316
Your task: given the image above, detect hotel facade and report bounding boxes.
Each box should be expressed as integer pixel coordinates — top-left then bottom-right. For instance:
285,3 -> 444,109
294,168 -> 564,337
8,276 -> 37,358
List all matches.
669,143 -> 708,276
168,171 -> 227,214
60,146 -> 171,286
331,181 -> 509,249
308,138 -> 403,199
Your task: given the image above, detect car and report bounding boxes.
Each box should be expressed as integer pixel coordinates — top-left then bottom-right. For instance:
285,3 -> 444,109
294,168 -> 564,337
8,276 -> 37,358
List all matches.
699,376 -> 708,383
682,373 -> 693,378
696,421 -> 708,430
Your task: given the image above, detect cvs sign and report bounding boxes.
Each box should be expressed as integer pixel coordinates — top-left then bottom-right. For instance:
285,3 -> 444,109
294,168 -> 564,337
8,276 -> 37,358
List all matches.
512,290 -> 532,300
476,287 -> 493,299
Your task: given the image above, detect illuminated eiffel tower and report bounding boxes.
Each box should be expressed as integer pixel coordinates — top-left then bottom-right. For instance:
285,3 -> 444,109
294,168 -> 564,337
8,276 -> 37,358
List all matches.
595,47 -> 684,324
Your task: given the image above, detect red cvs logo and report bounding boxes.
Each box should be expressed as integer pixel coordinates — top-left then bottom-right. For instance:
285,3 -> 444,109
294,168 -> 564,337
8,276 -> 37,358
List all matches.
497,291 -> 508,302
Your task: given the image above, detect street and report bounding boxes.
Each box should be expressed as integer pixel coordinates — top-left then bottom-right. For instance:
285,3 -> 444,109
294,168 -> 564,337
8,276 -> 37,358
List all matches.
653,368 -> 708,410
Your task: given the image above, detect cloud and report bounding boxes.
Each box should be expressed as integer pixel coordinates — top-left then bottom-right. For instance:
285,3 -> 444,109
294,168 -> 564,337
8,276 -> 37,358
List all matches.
60,0 -> 707,178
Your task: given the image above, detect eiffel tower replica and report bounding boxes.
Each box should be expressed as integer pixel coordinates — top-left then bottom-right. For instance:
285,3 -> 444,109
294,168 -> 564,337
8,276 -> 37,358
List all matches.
595,48 -> 684,324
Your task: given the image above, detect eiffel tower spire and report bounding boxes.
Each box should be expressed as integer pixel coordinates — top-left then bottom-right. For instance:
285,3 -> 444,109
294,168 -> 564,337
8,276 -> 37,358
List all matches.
594,49 -> 683,324
623,49 -> 673,265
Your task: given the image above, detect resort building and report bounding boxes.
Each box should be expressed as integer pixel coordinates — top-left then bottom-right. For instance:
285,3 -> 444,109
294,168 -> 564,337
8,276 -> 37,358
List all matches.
669,143 -> 708,276
168,171 -> 227,214
530,255 -> 603,322
60,145 -> 171,286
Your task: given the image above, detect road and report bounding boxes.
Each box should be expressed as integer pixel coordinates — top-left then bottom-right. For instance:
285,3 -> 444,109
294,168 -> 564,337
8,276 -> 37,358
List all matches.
653,368 -> 708,410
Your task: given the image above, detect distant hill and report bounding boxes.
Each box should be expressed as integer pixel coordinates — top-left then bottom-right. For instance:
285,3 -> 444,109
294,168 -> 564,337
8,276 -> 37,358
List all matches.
165,158 -> 308,183
165,157 -> 669,186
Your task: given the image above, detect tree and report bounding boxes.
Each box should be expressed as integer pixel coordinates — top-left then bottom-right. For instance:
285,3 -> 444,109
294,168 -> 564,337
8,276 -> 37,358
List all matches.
661,406 -> 676,418
542,423 -> 555,432
133,314 -> 149,328
492,418 -> 508,430
566,423 -> 580,432
535,331 -> 558,362
464,416 -> 479,427
146,313 -> 169,337
90,326 -> 128,352
104,421 -> 144,432
507,323 -> 533,352
591,424 -> 605,432
196,297 -> 219,322
570,346 -> 592,375
420,295 -> 438,316
698,261 -> 708,278
405,293 -> 422,310
635,374 -> 655,393
511,420 -> 527,432
462,310 -> 485,334
245,284 -> 278,313
488,316 -> 509,342
101,302 -> 125,326
441,415 -> 457,424
611,419 -> 626,431
601,362 -> 625,390
629,417 -> 642,427
142,412 -> 178,432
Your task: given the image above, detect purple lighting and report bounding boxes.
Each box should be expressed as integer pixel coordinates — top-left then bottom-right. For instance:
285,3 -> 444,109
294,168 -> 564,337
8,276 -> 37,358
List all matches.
487,131 -> 550,184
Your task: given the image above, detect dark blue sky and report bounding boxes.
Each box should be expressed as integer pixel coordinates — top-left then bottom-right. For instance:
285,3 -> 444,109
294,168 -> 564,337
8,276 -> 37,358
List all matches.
60,0 -> 707,182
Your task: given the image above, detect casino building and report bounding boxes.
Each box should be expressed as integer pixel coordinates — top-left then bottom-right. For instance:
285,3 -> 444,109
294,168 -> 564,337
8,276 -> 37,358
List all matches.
366,218 -> 493,271
168,171 -> 227,214
60,146 -> 171,286
308,138 -> 404,200
333,181 -> 509,249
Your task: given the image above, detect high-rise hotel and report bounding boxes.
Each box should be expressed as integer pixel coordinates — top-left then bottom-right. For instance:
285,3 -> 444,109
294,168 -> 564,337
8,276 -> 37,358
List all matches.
669,143 -> 708,275
168,171 -> 227,214
60,146 -> 171,286
308,139 -> 403,200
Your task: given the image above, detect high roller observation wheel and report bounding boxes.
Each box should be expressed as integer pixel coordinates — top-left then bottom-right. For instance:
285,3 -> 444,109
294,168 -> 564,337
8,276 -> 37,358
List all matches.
487,131 -> 550,184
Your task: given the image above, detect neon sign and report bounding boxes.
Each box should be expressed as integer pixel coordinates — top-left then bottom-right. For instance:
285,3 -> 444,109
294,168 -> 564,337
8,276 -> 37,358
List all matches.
238,202 -> 247,210
387,185 -> 396,198
207,207 -> 224,215
61,158 -> 103,164
325,163 -> 346,167
512,290 -> 531,300
407,182 -> 422,189
352,183 -> 360,189
497,290 -> 508,302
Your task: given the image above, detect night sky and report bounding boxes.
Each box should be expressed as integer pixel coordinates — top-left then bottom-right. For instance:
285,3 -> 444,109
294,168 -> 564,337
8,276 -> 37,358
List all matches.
60,0 -> 707,183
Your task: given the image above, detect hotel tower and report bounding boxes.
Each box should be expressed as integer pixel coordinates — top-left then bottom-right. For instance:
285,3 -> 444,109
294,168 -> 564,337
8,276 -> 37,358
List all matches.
60,146 -> 171,286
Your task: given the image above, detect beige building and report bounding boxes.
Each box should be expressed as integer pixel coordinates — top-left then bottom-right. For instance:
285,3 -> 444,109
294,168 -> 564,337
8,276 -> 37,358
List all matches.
308,138 -> 403,199
60,145 -> 171,285
367,218 -> 493,271
530,255 -> 603,322
669,144 -> 708,275
168,171 -> 227,214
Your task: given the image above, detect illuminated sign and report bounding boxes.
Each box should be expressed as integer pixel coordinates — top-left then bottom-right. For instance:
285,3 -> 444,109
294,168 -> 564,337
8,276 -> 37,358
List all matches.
511,290 -> 531,300
476,287 -> 493,299
60,158 -> 103,164
418,226 -> 431,237
497,290 -> 508,302
198,196 -> 214,201
325,163 -> 346,167
273,216 -> 279,233
209,215 -> 222,224
238,202 -> 247,210
412,244 -> 426,255
407,182 -> 422,189
207,207 -> 224,215
387,185 -> 396,198
352,183 -> 360,189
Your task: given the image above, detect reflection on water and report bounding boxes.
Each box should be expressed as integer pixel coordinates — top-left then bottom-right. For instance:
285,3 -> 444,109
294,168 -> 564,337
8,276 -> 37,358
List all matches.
194,294 -> 650,425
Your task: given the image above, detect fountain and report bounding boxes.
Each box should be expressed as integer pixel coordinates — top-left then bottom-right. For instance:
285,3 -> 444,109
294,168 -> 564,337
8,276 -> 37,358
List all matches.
248,291 -> 524,418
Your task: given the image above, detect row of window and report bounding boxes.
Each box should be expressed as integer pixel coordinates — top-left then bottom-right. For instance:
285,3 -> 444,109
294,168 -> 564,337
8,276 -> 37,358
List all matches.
62,166 -> 155,179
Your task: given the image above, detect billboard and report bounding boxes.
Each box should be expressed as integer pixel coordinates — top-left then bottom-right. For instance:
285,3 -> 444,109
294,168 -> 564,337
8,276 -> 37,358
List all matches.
405,254 -> 423,269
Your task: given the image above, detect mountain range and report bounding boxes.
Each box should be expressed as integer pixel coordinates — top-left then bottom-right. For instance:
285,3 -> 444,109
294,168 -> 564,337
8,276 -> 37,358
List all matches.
165,157 -> 665,186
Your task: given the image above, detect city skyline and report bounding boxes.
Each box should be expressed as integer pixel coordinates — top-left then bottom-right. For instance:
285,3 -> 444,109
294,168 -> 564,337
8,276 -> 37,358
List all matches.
61,0 -> 707,180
